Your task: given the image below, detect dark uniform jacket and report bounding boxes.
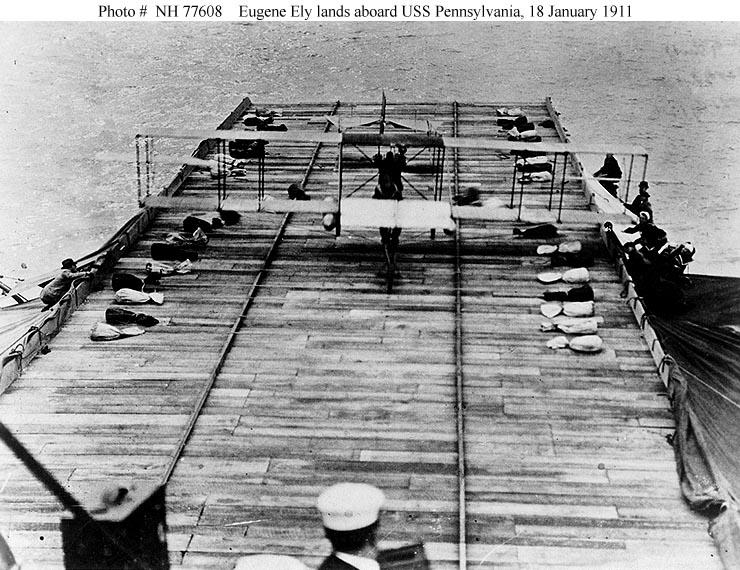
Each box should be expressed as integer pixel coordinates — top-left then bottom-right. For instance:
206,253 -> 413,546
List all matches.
318,554 -> 363,570
626,194 -> 652,218
624,221 -> 667,249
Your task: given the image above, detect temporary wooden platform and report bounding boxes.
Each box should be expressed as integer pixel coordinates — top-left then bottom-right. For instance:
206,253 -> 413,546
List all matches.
0,99 -> 720,569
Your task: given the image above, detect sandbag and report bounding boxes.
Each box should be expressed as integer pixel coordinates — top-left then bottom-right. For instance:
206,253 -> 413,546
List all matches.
142,271 -> 162,292
146,259 -> 192,276
540,316 -> 602,334
517,161 -> 553,173
243,114 -> 273,127
537,271 -> 562,284
510,133 -> 542,142
514,223 -> 559,239
558,241 -> 582,254
513,150 -> 548,159
183,215 -> 223,234
165,227 -> 208,247
90,322 -> 145,342
114,288 -> 150,304
563,300 -> 595,317
562,267 -> 590,283
256,123 -> 288,131
288,183 -> 310,201
322,213 -> 337,231
151,242 -> 199,262
566,284 -> 595,302
520,171 -> 553,183
228,139 -> 266,159
452,187 -> 482,206
543,284 -> 594,302
209,165 -> 228,179
512,115 -> 529,129
105,307 -> 159,327
540,302 -> 563,318
547,333 -> 604,352
515,155 -> 549,166
568,334 -> 604,353
114,288 -> 164,305
537,245 -> 558,255
547,335 -> 570,349
551,251 -> 595,267
218,209 -> 241,225
111,273 -> 144,292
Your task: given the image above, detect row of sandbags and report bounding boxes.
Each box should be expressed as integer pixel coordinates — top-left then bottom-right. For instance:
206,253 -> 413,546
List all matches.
496,111 -> 558,184
497,113 -> 543,143
535,240 -> 604,353
90,273 -> 164,341
88,212 -> 228,341
149,211 -> 240,264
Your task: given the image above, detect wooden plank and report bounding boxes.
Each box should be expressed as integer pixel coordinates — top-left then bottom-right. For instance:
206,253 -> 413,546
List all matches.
0,100 -> 714,569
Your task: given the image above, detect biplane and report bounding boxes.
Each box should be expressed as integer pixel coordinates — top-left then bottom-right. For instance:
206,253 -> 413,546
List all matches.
132,95 -> 648,292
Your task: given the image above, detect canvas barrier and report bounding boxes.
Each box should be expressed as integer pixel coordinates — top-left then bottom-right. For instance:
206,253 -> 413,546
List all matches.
602,225 -> 740,568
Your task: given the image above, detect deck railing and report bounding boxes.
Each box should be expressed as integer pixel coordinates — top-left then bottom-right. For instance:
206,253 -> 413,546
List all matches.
1,96 -> 255,397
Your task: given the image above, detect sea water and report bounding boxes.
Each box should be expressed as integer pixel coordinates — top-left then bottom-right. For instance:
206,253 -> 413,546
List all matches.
0,22 -> 738,279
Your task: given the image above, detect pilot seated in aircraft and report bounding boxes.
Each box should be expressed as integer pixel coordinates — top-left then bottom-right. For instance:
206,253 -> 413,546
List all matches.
373,145 -> 406,248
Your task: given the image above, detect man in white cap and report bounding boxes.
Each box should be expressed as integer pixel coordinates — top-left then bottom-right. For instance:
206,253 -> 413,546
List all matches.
234,554 -> 308,570
316,482 -> 385,570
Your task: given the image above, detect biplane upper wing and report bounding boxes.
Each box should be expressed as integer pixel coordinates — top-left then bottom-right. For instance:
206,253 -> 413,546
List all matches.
142,129 -> 342,145
441,136 -> 647,156
139,129 -> 647,157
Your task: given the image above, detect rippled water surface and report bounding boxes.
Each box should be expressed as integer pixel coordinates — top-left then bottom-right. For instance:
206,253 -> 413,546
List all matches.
0,22 -> 738,277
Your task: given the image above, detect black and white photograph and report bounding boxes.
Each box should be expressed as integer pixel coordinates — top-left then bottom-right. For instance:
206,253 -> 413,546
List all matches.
0,5 -> 739,569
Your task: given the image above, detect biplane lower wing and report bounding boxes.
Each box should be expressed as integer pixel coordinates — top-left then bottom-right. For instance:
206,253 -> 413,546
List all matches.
143,195 -> 575,228
140,129 -> 647,157
143,196 -> 338,214
340,199 -> 455,231
143,196 -> 261,212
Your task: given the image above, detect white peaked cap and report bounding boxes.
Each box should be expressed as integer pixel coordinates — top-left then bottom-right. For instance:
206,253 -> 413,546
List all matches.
317,482 -> 385,531
234,554 -> 308,570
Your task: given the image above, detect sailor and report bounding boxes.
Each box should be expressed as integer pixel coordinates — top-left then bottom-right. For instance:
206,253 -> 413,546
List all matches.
234,554 -> 308,570
593,153 -> 622,198
625,181 -> 653,220
39,258 -> 92,309
316,482 -> 385,570
623,212 -> 668,256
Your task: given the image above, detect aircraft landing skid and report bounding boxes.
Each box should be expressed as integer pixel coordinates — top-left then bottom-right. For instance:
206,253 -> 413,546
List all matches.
383,243 -> 398,293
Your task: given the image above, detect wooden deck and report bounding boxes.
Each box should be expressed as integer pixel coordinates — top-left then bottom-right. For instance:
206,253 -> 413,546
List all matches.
0,100 -> 721,569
